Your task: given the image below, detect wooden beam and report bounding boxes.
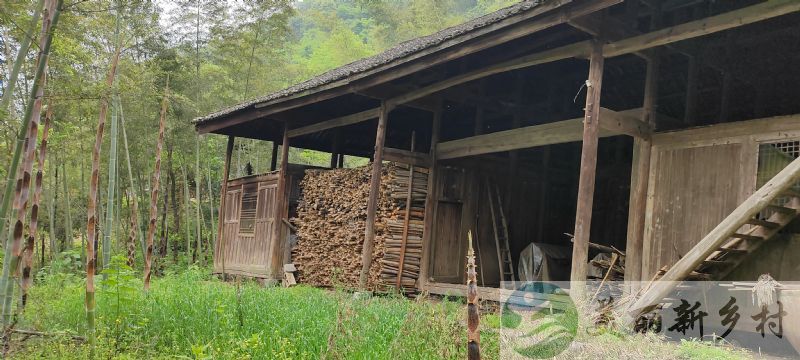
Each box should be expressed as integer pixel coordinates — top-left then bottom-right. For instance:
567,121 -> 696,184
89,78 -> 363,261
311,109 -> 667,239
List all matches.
216,136 -> 235,278
387,41 -> 591,107
598,108 -> 652,139
287,108 -> 380,138
268,125 -> 290,280
652,113 -> 800,146
627,155 -> 800,317
196,107 -> 274,134
570,40 -> 604,287
383,147 -> 431,167
356,86 -> 439,112
568,15 -> 651,61
435,108 -> 648,160
624,54 -> 659,290
603,0 -> 800,58
438,118 -> 582,159
358,102 -> 392,289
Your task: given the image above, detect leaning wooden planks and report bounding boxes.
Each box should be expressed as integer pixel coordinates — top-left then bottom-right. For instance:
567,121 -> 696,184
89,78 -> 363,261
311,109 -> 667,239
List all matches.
379,163 -> 429,293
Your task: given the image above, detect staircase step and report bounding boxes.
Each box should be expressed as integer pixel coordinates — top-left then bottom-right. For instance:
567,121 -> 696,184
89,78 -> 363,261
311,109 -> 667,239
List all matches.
702,259 -> 733,267
746,218 -> 781,229
717,247 -> 748,254
730,233 -> 764,242
687,271 -> 711,280
766,205 -> 796,214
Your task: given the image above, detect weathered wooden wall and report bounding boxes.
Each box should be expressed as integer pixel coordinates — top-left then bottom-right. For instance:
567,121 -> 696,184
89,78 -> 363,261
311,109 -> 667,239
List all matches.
214,167 -> 306,278
216,173 -> 279,277
427,137 -> 633,286
640,114 -> 800,280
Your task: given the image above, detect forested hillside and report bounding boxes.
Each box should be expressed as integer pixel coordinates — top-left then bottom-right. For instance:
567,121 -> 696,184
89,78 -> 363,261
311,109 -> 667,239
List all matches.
0,0 -> 517,270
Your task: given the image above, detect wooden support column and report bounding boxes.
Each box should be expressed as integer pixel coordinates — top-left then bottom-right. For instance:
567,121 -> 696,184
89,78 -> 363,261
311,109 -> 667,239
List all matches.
330,130 -> 341,169
570,40 -> 604,287
358,101 -> 392,289
337,154 -> 344,168
217,136 -> 235,278
270,141 -> 278,171
625,54 -> 659,289
419,102 -> 442,290
269,125 -> 290,280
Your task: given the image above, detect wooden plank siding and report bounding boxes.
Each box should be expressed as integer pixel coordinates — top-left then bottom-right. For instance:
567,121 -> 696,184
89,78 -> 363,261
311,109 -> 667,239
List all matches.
642,144 -> 745,279
640,114 -> 800,280
215,176 -> 279,277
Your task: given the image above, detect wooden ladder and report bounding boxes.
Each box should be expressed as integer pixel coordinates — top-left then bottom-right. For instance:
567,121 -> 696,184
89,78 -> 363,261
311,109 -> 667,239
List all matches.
486,179 -> 515,285
628,155 -> 800,319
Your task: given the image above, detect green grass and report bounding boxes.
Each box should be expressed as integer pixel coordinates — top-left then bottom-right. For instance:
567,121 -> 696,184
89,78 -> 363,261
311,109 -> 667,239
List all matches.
13,265 -> 499,359
10,261 -> 757,359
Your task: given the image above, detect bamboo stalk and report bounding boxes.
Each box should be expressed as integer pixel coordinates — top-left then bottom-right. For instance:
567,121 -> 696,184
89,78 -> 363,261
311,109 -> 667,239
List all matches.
119,99 -> 143,263
195,137 -> 202,266
86,4 -> 121,352
1,0 -> 61,328
206,162 -> 216,254
143,79 -> 169,291
102,94 -> 120,271
182,166 -> 191,265
159,179 -> 169,258
47,159 -> 56,259
0,2 -> 59,313
21,103 -> 53,309
125,189 -> 136,267
63,162 -> 72,252
466,231 -> 480,360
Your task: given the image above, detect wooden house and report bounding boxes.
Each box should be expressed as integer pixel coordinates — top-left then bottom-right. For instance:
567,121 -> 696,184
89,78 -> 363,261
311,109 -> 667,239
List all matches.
195,0 -> 800,314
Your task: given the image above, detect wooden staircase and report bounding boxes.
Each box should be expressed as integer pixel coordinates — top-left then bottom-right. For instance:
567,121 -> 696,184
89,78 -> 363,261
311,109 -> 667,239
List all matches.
627,155 -> 800,319
486,179 -> 515,285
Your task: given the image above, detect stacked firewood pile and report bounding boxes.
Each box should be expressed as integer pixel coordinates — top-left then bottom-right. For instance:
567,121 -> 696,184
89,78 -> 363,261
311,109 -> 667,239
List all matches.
379,164 -> 428,291
292,164 -> 394,290
292,162 -> 429,292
